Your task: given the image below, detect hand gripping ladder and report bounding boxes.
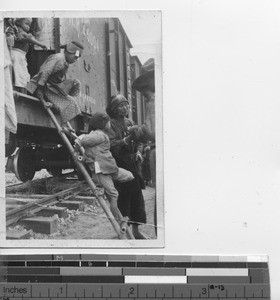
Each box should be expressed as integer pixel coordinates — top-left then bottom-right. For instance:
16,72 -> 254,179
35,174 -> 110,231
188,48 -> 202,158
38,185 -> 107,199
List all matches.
37,96 -> 135,240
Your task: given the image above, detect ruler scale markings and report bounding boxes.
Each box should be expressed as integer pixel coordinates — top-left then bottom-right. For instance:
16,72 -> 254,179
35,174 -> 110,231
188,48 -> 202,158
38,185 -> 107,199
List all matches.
0,256 -> 271,299
0,285 -> 271,299
245,284 -> 270,298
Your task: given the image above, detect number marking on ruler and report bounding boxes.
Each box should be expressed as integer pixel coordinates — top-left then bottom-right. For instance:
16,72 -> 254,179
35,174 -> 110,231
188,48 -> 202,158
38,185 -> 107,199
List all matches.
0,254 -> 270,299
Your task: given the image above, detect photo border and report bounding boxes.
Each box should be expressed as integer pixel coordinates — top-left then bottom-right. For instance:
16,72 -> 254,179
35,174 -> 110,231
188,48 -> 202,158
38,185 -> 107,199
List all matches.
0,10 -> 164,248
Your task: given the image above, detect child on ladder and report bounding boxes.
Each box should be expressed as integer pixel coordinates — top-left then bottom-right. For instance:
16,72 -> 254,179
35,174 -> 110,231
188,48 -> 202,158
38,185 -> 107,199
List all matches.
74,112 -> 134,222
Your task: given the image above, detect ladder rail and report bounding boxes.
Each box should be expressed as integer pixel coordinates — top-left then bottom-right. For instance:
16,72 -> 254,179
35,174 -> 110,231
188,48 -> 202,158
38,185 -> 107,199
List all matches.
37,97 -> 134,240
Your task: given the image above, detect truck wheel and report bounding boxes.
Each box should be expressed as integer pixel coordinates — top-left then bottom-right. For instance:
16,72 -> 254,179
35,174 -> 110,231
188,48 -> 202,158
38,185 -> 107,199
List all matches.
13,147 -> 36,182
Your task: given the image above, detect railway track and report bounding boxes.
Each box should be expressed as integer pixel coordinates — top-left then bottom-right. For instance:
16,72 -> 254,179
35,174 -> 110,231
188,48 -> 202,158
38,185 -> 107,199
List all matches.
5,178 -> 100,239
5,173 -> 157,240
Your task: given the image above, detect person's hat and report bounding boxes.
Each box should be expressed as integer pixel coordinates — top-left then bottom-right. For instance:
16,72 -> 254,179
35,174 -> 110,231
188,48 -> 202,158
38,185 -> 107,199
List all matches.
109,94 -> 129,112
89,112 -> 110,131
132,58 -> 155,92
66,41 -> 84,57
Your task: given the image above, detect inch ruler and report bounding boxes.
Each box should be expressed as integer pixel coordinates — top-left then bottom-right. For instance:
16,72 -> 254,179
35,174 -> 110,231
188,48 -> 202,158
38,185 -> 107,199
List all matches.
0,254 -> 270,300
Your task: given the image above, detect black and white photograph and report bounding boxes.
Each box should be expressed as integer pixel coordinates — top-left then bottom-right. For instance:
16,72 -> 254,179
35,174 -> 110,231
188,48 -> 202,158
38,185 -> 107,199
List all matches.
1,11 -> 163,247
3,0 -> 280,298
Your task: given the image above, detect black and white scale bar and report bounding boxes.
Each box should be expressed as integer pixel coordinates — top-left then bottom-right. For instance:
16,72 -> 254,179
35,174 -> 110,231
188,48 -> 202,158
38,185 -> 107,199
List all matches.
0,255 -> 269,267
0,268 -> 269,285
0,260 -> 270,268
0,283 -> 270,298
0,255 -> 270,299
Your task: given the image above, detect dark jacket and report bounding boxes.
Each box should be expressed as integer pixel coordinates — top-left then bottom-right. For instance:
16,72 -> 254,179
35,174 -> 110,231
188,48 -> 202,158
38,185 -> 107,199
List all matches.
109,118 -> 144,191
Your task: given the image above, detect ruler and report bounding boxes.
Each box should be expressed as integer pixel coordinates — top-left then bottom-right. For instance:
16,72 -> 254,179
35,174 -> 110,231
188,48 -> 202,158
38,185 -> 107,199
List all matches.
0,254 -> 270,299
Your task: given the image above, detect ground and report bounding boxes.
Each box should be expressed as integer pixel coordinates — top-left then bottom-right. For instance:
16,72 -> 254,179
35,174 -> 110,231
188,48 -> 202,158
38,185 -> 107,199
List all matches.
6,170 -> 157,240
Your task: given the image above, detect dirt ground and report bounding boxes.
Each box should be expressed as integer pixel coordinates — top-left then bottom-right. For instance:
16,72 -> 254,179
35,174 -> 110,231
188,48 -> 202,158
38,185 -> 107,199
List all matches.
6,170 -> 157,240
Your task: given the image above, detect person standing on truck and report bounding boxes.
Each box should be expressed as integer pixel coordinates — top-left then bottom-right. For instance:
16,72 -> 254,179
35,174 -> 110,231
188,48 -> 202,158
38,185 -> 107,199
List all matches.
130,58 -> 156,185
74,112 -> 134,223
130,58 -> 157,235
8,18 -> 48,93
106,94 -> 147,239
26,41 -> 83,127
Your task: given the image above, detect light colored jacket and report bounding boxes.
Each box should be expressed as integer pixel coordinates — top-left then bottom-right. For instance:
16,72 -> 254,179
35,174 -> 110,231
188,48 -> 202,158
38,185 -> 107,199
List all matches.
79,130 -> 118,175
27,53 -> 80,97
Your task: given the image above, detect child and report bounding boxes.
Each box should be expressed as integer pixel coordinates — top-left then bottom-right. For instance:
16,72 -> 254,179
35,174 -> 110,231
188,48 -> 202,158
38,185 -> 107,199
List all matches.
27,41 -> 83,126
10,18 -> 47,92
75,112 -> 134,222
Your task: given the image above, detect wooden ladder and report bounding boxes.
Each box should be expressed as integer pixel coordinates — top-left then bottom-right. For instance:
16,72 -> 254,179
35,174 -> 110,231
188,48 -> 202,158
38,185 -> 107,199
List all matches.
32,94 -> 134,240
